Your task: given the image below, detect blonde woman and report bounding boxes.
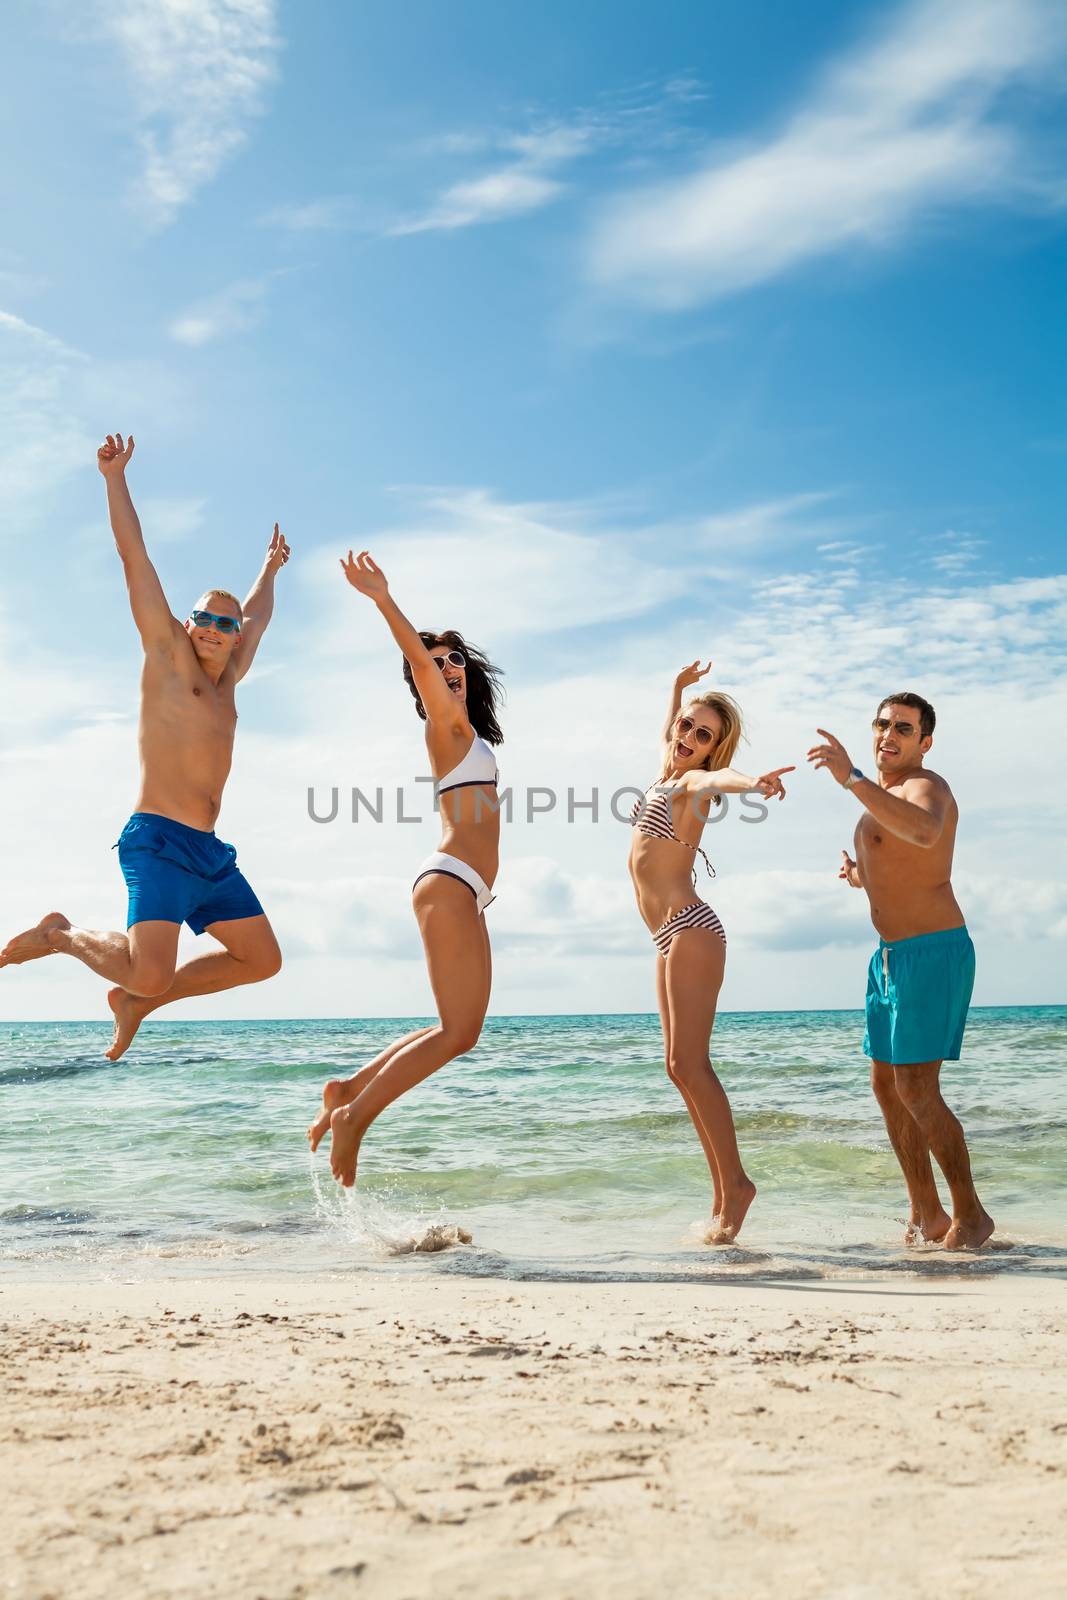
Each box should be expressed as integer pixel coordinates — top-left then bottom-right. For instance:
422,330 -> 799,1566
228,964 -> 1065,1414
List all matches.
629,660 -> 793,1242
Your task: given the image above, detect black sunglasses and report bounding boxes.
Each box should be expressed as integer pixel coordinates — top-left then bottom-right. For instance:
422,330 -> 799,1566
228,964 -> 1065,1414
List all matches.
873,717 -> 916,738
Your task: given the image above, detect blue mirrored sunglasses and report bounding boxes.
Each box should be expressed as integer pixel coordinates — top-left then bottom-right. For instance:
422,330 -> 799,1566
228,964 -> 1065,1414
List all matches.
189,608 -> 241,634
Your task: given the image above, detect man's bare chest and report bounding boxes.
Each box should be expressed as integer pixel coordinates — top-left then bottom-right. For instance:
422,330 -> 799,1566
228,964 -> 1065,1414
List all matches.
145,673 -> 238,741
856,805 -> 904,863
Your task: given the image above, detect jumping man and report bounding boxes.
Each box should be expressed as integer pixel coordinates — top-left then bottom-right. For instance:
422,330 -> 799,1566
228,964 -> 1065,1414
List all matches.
0,433 -> 289,1059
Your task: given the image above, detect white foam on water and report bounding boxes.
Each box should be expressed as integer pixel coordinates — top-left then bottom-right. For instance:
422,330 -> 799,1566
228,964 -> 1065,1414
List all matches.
307,1151 -> 473,1258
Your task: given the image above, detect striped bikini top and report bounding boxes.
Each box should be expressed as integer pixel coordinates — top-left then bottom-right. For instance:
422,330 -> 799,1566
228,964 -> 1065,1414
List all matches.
629,783 -> 715,881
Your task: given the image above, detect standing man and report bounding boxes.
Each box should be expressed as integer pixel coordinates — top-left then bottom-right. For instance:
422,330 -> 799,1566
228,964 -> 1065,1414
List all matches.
0,433 -> 289,1060
808,694 -> 993,1250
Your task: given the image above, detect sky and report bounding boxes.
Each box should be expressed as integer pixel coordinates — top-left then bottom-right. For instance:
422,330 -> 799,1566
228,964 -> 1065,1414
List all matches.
1,0 -> 1065,1022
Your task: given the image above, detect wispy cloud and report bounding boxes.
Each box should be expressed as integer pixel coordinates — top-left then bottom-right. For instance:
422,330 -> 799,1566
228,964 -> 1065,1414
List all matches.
0,311 -> 93,512
258,196 -> 356,232
139,496 -> 208,543
389,122 -> 596,237
389,82 -> 706,237
169,277 -> 272,346
587,0 -> 1067,308
102,0 -> 281,229
392,170 -> 566,236
301,485 -> 690,656
695,491 -> 846,549
930,530 -> 987,576
0,309 -> 86,363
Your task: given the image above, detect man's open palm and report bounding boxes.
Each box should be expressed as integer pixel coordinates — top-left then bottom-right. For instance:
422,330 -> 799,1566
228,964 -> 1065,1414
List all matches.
97,433 -> 134,477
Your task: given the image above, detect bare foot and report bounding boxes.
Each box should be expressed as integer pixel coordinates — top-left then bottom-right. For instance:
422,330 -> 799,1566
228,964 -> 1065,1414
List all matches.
329,1106 -> 363,1188
308,1079 -> 349,1152
904,1205 -> 951,1246
943,1208 -> 995,1250
307,1064 -> 379,1152
705,1178 -> 757,1245
105,987 -> 150,1061
0,911 -> 70,968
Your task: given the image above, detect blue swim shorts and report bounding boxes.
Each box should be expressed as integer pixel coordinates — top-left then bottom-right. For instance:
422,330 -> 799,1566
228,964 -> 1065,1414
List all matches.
114,812 -> 264,934
863,925 -> 975,1066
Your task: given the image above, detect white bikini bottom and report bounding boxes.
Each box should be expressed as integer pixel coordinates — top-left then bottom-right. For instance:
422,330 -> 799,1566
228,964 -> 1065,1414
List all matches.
412,851 -> 496,915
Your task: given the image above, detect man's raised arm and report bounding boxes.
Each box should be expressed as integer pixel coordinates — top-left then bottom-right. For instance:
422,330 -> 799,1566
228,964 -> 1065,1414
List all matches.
98,434 -> 179,652
235,523 -> 291,681
807,728 -> 949,848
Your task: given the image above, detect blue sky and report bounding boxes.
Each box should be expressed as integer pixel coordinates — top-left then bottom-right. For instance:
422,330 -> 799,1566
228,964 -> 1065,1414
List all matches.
2,0 -> 1065,1020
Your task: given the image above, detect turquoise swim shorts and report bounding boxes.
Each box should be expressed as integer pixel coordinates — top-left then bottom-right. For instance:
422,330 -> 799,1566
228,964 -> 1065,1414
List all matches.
863,925 -> 975,1066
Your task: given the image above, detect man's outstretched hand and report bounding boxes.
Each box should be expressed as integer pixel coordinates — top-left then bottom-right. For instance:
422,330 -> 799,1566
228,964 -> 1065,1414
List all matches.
97,433 -> 134,477
265,523 -> 291,575
807,728 -> 853,787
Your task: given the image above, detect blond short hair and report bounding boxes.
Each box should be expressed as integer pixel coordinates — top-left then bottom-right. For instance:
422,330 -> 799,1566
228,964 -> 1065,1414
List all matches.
197,589 -> 244,620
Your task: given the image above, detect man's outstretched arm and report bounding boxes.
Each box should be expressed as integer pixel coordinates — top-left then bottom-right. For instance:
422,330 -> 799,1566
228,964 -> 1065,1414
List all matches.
807,728 -> 949,848
98,433 -> 180,652
235,523 -> 291,681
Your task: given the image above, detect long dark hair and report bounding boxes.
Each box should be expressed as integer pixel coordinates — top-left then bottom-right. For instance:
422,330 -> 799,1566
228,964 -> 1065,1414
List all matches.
403,629 -> 505,745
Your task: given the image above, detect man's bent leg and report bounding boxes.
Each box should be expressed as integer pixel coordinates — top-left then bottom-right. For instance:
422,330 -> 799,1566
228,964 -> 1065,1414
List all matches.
106,915 -> 281,1061
1,914 -> 179,996
870,1060 -> 950,1243
892,1061 -> 994,1249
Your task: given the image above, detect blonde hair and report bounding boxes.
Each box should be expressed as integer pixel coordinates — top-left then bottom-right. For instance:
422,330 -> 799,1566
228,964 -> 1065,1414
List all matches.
661,693 -> 746,796
198,589 -> 244,619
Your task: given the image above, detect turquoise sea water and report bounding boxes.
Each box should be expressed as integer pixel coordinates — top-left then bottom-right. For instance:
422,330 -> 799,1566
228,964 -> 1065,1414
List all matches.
2,1008 -> 1065,1283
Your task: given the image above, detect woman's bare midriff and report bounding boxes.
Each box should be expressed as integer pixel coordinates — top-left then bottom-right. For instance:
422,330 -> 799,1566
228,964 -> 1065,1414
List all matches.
629,834 -> 708,932
435,783 -> 501,887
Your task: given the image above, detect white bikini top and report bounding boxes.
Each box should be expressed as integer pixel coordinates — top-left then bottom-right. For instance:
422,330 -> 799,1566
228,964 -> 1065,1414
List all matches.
438,733 -> 499,795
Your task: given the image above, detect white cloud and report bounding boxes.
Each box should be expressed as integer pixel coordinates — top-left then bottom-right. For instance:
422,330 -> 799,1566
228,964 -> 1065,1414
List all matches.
392,170 -> 565,236
139,496 -> 208,543
695,491 -> 847,550
391,84 -> 705,237
588,0 -> 1067,308
169,277 -> 271,346
0,310 -> 85,362
930,530 -> 987,576
301,486 -> 689,655
3,468 -> 1065,1020
0,310 -> 94,515
258,196 -> 356,232
102,0 -> 281,228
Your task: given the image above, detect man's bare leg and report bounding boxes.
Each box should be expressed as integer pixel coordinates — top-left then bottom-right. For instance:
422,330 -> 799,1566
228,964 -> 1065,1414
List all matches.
2,914 -> 179,997
893,1061 -> 994,1250
329,881 -> 491,1187
106,916 -> 281,1060
870,1060 -> 951,1243
307,1027 -> 435,1152
0,912 -> 71,967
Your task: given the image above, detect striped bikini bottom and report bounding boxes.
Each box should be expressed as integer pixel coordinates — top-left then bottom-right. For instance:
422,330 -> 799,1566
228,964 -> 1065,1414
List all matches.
652,899 -> 727,959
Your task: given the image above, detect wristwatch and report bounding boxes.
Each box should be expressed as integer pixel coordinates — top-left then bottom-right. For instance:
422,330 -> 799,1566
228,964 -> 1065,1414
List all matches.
844,767 -> 865,789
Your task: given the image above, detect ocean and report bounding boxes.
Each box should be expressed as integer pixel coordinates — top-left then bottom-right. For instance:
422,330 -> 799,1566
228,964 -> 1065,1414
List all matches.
3,1008 -> 1065,1283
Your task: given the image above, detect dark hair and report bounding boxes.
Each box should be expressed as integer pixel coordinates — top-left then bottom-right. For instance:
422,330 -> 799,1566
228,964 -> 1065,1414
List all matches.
877,691 -> 935,739
403,630 -> 505,745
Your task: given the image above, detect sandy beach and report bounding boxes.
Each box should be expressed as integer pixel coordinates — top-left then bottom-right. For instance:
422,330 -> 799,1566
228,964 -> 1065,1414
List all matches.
3,1269 -> 1065,1599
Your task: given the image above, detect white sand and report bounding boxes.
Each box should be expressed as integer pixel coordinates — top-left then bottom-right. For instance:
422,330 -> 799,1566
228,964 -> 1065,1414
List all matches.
2,1271 -> 1065,1598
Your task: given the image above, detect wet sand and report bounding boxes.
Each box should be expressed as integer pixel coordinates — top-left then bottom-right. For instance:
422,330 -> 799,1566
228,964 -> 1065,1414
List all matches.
2,1271 -> 1065,1598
